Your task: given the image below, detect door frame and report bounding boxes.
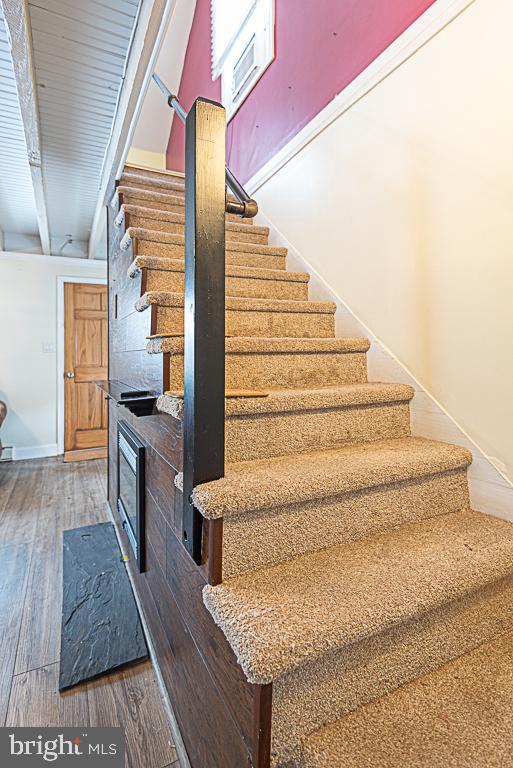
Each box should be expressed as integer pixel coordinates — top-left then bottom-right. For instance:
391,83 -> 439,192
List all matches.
57,275 -> 108,455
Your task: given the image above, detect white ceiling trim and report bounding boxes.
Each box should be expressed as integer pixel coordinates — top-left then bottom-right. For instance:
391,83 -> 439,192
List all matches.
87,0 -> 176,259
1,0 -> 51,254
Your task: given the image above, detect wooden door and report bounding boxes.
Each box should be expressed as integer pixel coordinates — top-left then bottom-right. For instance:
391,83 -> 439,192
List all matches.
64,282 -> 108,462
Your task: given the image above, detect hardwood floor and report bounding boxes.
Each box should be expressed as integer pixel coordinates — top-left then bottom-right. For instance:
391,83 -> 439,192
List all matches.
0,456 -> 178,768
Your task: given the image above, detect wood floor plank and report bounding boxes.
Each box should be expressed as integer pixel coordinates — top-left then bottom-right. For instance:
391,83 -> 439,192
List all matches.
0,458 -> 48,545
0,461 -> 21,518
7,663 -> 89,727
14,469 -> 64,674
15,459 -> 110,674
2,457 -> 179,768
0,543 -> 30,725
87,661 -> 177,768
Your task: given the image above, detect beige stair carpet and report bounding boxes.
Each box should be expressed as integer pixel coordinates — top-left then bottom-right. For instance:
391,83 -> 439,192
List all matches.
176,437 -> 472,578
147,335 -> 368,390
119,163 -> 513,767
147,335 -> 369,390
136,291 -> 337,339
118,203 -> 268,242
129,255 -> 310,300
203,509 -> 513,684
124,226 -> 287,268
300,627 -> 513,768
157,383 -> 414,462
117,185 -> 244,222
204,511 -> 513,764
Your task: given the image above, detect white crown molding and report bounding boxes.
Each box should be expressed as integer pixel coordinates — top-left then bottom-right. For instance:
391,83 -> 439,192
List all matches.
246,0 -> 476,194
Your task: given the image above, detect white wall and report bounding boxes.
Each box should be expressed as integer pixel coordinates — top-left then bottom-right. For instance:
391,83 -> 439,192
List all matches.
129,0 -> 197,166
0,253 -> 106,459
251,0 -> 513,491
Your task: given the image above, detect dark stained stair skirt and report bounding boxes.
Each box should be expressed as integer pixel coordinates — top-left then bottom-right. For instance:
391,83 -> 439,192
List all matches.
59,522 -> 148,691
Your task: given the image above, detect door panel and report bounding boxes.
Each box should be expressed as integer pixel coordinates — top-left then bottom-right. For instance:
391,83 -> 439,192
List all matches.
64,282 -> 108,461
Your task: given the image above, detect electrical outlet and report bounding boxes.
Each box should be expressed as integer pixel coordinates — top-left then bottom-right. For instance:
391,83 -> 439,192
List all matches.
42,342 -> 56,354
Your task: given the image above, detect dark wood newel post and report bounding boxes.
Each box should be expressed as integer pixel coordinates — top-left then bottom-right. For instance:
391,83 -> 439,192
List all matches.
182,97 -> 226,563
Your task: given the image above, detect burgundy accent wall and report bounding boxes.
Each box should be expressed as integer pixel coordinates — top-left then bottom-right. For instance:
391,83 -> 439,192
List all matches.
166,0 -> 436,181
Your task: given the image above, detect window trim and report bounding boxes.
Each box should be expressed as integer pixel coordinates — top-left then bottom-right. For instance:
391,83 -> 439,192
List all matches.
212,0 -> 275,121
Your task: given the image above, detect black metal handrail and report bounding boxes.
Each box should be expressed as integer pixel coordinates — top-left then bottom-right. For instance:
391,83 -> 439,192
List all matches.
152,73 -> 258,218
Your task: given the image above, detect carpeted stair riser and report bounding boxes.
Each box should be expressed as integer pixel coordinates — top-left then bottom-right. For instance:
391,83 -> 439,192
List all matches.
126,212 -> 268,244
120,171 -> 185,194
167,350 -> 367,391
122,167 -> 185,183
126,228 -> 287,268
158,388 -> 413,462
117,186 -> 244,223
134,238 -> 286,271
118,186 -> 185,214
221,468 -> 470,578
274,574 -> 513,767
223,403 -> 410,462
141,265 -> 308,301
148,337 -> 370,391
120,172 -> 240,209
298,629 -> 513,768
149,302 -> 336,339
141,243 -> 285,271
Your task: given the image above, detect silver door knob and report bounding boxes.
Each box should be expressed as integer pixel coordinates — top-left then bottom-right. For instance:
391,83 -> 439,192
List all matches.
66,371 -> 75,379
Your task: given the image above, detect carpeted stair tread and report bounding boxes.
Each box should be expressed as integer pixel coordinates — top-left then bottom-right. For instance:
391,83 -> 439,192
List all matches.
146,335 -> 370,354
203,509 -> 513,684
120,170 -> 185,193
135,291 -> 335,315
116,203 -> 265,236
157,381 -> 414,420
123,164 -> 185,184
117,184 -> 185,207
300,628 -> 513,768
148,335 -> 370,391
117,181 -> 253,224
120,170 -> 238,203
128,255 -> 308,284
138,292 -> 336,340
187,437 -> 472,519
123,226 -> 287,258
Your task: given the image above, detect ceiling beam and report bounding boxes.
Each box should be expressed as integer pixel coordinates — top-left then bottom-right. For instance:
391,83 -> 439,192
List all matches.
88,0 -> 177,259
1,0 -> 51,255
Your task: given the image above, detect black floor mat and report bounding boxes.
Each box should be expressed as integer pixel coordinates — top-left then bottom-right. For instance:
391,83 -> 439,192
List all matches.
59,522 -> 148,691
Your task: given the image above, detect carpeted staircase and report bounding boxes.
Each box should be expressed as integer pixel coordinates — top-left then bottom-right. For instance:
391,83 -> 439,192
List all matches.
120,164 -> 513,767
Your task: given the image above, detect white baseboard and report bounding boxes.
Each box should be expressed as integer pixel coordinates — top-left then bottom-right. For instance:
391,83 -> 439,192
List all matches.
257,210 -> 513,523
12,443 -> 59,461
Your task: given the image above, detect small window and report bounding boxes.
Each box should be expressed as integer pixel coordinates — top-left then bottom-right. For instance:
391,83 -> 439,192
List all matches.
211,0 -> 275,120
